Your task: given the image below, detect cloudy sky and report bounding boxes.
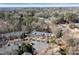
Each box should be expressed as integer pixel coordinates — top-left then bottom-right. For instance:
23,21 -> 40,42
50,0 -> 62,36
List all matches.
0,3 -> 79,7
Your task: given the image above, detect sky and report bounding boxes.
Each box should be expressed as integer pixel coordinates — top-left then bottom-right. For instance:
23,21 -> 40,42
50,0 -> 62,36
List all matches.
0,3 -> 79,7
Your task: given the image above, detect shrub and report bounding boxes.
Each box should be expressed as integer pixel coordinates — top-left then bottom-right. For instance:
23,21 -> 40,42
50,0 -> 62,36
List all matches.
50,36 -> 57,44
64,12 -> 78,23
17,43 -> 34,55
69,23 -> 76,29
59,48 -> 67,55
51,16 -> 64,24
53,27 -> 63,38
